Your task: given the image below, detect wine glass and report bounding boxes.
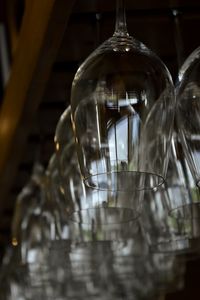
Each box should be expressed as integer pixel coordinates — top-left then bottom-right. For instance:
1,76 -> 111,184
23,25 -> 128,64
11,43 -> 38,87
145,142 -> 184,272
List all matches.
176,46 -> 200,250
162,121 -> 200,256
176,46 -> 200,189
11,162 -> 44,259
20,198 -> 48,265
141,165 -> 200,256
0,245 -> 30,300
43,153 -> 69,241
70,0 -> 175,223
55,106 -> 142,225
166,120 -> 200,218
140,122 -> 200,256
54,106 -> 87,216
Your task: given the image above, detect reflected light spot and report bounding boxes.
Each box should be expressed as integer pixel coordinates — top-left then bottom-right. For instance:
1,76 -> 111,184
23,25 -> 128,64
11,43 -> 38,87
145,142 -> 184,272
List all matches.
55,142 -> 59,151
60,186 -> 65,195
12,237 -> 18,246
0,117 -> 11,136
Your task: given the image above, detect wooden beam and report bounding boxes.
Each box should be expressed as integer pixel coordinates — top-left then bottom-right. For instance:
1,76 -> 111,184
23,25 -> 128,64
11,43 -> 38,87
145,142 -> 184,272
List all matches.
73,0 -> 200,14
0,0 -> 75,211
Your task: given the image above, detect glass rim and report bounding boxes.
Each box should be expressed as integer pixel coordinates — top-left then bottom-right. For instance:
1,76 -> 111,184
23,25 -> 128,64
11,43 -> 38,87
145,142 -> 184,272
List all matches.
168,202 -> 200,220
84,170 -> 165,192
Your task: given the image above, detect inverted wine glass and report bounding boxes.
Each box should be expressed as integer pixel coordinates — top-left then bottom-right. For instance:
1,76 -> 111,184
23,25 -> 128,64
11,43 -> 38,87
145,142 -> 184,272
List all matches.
43,153 -> 69,241
166,120 -> 200,219
141,132 -> 200,256
70,0 -> 175,195
176,46 -> 200,188
55,106 -> 142,224
54,106 -> 86,216
11,162 -> 44,254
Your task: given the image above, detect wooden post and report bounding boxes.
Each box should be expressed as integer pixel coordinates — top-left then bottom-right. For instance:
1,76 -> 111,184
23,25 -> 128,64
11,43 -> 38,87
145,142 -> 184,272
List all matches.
0,0 -> 75,211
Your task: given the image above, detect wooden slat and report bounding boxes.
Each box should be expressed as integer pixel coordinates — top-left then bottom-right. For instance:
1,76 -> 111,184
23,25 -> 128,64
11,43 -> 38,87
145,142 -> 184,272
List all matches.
0,0 -> 6,22
73,0 -> 200,14
42,71 -> 75,103
6,0 -> 24,56
0,0 -> 75,212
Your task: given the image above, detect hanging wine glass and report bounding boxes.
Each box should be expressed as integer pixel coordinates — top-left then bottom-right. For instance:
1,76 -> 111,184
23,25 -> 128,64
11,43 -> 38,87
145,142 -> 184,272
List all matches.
11,162 -> 44,256
55,106 -> 142,225
20,153 -> 71,266
161,121 -> 200,256
43,153 -> 69,241
70,0 -> 175,194
163,10 -> 200,255
41,153 -> 71,273
19,156 -> 71,300
142,191 -> 200,256
0,245 -> 30,300
141,148 -> 200,257
176,46 -> 200,256
54,105 -> 86,216
166,121 -> 200,219
54,106 -> 74,161
20,169 -> 51,265
176,46 -> 200,190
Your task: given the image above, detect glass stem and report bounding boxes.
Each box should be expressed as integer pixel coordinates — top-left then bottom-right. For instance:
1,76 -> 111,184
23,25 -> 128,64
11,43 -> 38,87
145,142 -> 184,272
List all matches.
114,0 -> 129,37
172,9 -> 185,68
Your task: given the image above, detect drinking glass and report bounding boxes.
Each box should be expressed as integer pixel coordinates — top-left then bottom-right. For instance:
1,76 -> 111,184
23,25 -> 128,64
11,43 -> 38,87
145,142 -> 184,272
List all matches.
70,0 -> 175,197
43,153 -> 69,241
20,183 -> 48,265
55,106 -> 142,224
176,46 -> 200,188
141,180 -> 200,256
163,122 -> 200,256
0,246 -> 29,300
21,152 -> 73,265
11,162 -> 44,249
54,106 -> 88,218
166,121 -> 200,218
